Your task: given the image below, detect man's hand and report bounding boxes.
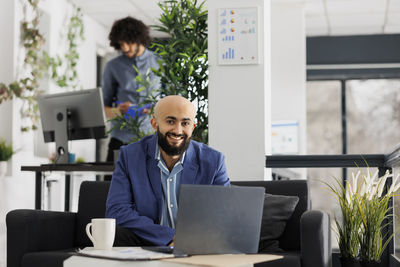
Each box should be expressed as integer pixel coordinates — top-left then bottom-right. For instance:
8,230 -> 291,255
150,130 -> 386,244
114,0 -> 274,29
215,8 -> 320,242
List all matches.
117,101 -> 132,114
104,106 -> 121,119
141,104 -> 153,115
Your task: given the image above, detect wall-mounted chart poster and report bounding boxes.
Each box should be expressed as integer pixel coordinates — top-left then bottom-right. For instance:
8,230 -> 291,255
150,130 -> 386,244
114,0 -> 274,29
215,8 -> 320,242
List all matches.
218,7 -> 259,65
271,121 -> 299,155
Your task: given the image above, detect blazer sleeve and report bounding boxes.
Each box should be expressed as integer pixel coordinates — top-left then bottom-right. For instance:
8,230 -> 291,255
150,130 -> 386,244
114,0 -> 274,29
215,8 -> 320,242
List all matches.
212,153 -> 230,186
105,147 -> 175,246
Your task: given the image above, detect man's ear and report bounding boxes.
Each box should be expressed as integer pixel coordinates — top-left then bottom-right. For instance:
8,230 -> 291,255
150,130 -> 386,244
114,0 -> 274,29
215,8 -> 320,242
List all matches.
150,117 -> 158,130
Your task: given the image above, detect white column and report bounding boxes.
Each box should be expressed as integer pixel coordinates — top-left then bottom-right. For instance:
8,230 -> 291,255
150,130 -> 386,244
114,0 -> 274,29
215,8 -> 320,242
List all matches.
208,0 -> 272,181
271,1 -> 307,178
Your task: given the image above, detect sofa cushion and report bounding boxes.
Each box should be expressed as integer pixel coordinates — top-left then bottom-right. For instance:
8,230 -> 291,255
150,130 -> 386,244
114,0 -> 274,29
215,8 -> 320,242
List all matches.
22,249 -> 75,267
231,180 -> 310,251
259,193 -> 299,252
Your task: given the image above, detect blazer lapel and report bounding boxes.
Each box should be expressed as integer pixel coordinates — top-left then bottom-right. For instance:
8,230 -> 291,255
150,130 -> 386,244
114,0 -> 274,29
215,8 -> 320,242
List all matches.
145,135 -> 163,219
181,142 -> 199,184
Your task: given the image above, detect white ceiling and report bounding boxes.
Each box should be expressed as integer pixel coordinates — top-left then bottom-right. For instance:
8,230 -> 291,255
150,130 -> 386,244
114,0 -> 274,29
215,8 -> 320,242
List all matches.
70,0 -> 400,37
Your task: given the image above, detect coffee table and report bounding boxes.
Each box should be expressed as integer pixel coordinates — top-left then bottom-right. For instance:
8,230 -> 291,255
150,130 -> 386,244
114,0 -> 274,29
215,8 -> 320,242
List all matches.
64,253 -> 283,267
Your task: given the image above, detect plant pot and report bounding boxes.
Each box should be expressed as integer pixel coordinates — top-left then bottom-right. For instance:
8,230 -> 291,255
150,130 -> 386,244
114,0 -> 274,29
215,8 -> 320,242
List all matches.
360,260 -> 381,267
340,256 -> 360,267
0,161 -> 7,177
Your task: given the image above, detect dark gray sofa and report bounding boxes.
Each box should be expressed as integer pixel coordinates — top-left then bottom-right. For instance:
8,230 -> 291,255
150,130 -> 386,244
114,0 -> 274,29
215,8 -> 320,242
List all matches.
6,180 -> 331,267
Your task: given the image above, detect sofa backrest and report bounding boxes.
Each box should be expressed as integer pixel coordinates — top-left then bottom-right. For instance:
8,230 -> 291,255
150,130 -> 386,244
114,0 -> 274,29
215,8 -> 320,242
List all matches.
75,181 -> 111,247
74,180 -> 309,251
231,180 -> 310,251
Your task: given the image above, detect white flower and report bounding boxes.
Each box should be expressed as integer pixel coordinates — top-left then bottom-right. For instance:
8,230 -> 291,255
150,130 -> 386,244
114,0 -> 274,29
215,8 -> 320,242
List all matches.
376,170 -> 392,198
346,171 -> 362,204
352,171 -> 360,194
387,173 -> 400,196
346,180 -> 352,204
351,168 -> 395,199
360,170 -> 373,198
359,181 -> 366,197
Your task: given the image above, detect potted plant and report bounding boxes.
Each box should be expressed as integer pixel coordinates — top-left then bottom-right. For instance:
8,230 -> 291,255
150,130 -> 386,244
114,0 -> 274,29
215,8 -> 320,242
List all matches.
324,174 -> 362,267
109,0 -> 209,144
151,0 -> 209,143
356,169 -> 400,267
325,168 -> 400,267
0,138 -> 14,177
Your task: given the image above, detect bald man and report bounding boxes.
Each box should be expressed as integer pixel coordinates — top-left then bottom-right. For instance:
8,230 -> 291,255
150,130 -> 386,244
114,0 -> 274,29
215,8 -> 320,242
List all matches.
106,95 -> 230,246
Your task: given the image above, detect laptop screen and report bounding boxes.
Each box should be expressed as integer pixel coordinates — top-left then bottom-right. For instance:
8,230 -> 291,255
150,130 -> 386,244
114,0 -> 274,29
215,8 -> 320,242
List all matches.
173,185 -> 265,255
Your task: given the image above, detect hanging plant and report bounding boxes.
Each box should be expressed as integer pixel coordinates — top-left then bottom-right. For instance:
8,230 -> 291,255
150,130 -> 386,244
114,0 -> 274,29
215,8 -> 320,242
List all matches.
0,0 -> 84,132
19,0 -> 49,131
45,6 -> 84,89
0,0 -> 45,111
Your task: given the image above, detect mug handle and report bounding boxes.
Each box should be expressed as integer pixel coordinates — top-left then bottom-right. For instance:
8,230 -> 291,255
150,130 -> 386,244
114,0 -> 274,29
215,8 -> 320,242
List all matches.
85,223 -> 96,245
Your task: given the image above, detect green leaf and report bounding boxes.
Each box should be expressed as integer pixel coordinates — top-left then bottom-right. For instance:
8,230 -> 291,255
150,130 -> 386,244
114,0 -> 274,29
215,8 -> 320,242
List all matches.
136,86 -> 146,93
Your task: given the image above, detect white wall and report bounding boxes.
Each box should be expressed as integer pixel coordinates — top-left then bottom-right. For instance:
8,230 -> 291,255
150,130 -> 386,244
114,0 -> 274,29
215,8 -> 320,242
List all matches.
271,1 -> 307,178
208,0 -> 308,181
0,2 -> 17,266
0,1 -> 109,266
0,0 -> 15,177
208,0 -> 272,181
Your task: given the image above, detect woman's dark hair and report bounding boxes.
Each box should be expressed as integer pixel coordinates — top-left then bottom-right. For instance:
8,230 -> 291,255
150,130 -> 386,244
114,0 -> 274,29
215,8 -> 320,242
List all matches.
108,17 -> 152,50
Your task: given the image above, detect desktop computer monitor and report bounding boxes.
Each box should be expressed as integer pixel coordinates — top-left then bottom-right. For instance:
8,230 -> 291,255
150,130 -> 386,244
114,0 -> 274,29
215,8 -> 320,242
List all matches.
38,88 -> 107,164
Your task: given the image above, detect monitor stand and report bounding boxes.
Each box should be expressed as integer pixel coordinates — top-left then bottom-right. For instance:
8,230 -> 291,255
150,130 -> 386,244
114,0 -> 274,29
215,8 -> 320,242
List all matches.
54,109 -> 70,164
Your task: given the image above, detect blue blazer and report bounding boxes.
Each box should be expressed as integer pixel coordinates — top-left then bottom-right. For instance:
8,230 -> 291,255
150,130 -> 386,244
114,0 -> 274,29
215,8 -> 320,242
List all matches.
106,134 -> 230,245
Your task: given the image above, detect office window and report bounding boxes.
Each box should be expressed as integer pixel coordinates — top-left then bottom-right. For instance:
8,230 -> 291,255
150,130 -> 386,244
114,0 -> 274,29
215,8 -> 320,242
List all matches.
307,79 -> 400,250
343,79 -> 400,259
307,81 -> 342,155
346,79 -> 400,257
307,80 -> 342,248
346,79 -> 400,253
347,79 -> 400,154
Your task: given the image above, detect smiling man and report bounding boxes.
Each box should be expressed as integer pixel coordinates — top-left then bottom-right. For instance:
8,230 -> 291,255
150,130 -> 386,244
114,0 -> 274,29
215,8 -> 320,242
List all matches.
106,95 -> 230,246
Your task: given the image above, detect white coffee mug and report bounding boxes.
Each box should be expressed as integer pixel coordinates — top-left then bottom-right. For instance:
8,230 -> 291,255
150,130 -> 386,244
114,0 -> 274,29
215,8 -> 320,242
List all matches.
86,218 -> 116,250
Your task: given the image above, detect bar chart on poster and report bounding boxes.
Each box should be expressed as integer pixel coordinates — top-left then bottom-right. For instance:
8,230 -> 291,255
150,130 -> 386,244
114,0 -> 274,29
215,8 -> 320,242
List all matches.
218,7 -> 259,65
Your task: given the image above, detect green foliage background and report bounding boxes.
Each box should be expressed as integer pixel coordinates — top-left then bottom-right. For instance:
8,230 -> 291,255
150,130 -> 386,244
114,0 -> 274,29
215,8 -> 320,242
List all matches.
151,0 -> 209,143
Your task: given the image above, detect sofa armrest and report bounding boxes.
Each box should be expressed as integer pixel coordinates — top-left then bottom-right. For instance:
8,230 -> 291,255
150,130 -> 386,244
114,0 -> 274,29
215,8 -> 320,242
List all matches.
6,209 -> 77,267
300,210 -> 331,267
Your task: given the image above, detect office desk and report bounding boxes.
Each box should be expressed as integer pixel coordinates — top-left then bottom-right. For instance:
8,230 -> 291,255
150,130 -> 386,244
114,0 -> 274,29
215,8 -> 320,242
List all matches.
21,163 -> 114,211
64,254 -> 282,267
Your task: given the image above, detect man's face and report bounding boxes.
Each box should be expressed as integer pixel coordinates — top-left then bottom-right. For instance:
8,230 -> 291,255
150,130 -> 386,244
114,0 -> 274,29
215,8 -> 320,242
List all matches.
151,101 -> 196,156
156,127 -> 190,156
120,42 -> 139,58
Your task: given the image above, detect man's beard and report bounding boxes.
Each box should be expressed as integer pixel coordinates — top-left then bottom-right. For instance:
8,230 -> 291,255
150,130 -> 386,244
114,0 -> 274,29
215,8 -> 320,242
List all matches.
157,129 -> 190,156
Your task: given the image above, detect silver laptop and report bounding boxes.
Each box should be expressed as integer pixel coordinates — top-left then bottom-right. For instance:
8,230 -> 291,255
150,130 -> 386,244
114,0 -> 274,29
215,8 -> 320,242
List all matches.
168,184 -> 265,255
